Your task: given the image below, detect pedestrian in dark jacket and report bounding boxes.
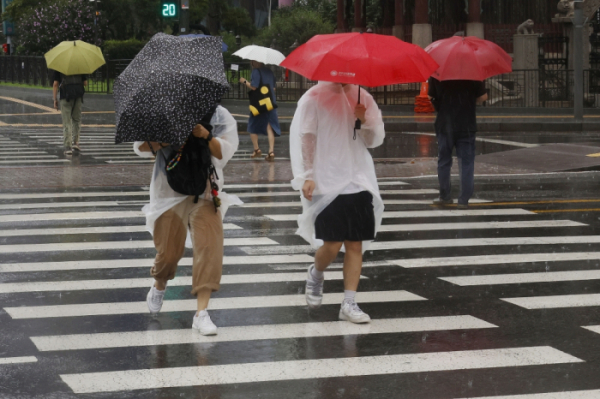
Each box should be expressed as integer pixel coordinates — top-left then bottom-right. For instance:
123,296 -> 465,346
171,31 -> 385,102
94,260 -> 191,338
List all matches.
428,77 -> 488,208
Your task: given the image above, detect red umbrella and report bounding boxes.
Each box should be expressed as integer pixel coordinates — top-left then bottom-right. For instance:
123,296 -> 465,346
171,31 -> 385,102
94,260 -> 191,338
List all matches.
425,36 -> 512,81
280,32 -> 439,87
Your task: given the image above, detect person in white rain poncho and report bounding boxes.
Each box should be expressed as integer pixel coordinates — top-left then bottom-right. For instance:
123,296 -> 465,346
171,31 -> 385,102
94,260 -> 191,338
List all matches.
290,81 -> 385,324
133,104 -> 241,335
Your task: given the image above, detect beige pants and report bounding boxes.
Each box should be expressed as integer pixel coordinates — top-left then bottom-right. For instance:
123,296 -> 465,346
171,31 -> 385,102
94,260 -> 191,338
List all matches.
60,98 -> 82,148
151,197 -> 223,295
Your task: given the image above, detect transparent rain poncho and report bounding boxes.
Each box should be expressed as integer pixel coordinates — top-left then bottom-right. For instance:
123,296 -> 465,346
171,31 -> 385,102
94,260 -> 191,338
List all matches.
134,105 -> 242,244
290,81 -> 385,250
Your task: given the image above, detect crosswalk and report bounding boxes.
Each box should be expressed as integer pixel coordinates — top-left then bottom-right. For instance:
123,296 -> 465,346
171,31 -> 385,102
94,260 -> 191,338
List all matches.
1,177 -> 600,397
0,127 -> 288,165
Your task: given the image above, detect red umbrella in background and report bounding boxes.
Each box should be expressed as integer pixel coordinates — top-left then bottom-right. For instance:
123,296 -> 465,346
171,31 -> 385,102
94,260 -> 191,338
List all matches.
281,32 -> 438,128
425,35 -> 512,81
281,32 -> 438,87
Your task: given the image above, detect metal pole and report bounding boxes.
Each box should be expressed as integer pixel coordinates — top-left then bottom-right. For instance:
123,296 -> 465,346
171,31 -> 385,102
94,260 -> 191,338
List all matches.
574,0 -> 584,122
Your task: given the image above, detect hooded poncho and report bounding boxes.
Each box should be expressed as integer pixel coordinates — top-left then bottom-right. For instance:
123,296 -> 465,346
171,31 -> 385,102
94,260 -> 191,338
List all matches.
134,105 -> 242,245
290,81 -> 385,250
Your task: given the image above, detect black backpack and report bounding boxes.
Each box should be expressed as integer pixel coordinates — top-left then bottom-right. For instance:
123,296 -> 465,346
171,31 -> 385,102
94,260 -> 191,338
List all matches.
161,107 -> 218,204
60,74 -> 85,102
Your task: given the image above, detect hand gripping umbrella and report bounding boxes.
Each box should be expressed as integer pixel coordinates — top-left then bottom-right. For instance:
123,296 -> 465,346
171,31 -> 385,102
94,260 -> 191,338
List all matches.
280,32 -> 438,128
114,33 -> 229,145
425,35 -> 512,81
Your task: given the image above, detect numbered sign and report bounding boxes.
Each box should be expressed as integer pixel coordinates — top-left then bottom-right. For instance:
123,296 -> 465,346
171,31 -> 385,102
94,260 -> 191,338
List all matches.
160,1 -> 179,19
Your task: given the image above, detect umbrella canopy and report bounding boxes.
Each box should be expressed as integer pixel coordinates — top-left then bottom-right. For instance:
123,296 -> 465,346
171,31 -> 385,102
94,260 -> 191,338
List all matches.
280,32 -> 439,87
233,45 -> 285,66
180,34 -> 228,52
114,33 -> 229,145
425,36 -> 512,81
44,40 -> 106,75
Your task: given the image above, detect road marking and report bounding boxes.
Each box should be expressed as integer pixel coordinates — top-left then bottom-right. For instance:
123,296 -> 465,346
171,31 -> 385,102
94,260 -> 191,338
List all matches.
468,199 -> 600,207
0,159 -> 70,164
393,252 -> 600,268
0,356 -> 38,365
0,211 -> 146,223
240,236 -> 600,255
440,270 -> 600,286
4,291 -> 424,319
456,390 -> 600,398
0,155 -> 57,159
266,208 -> 534,221
0,254 -> 314,273
31,316 -> 495,351
502,294 -> 600,309
533,208 -> 600,213
0,191 -> 149,200
0,237 -> 278,254
0,224 -> 241,237
378,220 -> 584,232
59,347 -> 580,393
0,201 -> 123,210
240,199 -> 493,208
0,272 -> 358,294
0,96 -> 59,113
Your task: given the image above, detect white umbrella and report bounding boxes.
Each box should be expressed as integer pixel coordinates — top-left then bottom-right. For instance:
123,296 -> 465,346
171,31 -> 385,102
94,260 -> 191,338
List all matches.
232,45 -> 285,66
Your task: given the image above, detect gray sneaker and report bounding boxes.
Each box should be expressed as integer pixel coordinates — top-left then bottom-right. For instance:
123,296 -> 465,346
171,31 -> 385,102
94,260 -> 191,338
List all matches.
146,284 -> 166,315
339,299 -> 371,324
432,197 -> 453,205
305,265 -> 324,309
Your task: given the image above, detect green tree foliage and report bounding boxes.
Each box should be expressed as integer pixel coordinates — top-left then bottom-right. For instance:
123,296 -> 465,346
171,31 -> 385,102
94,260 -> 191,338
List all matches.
222,6 -> 255,37
99,0 -> 162,40
257,6 -> 334,54
16,0 -> 101,55
102,38 -> 147,59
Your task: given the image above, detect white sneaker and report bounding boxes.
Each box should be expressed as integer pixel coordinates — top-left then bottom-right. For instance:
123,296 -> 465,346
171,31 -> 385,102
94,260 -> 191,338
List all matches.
339,299 -> 371,324
146,284 -> 166,315
305,265 -> 324,309
193,310 -> 218,335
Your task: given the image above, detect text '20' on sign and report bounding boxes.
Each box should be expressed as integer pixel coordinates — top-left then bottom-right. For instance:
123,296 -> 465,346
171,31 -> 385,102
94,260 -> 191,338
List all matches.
161,0 -> 179,18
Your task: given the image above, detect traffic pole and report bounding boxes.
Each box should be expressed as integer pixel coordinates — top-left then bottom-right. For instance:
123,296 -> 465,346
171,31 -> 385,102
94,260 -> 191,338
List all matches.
574,0 -> 584,123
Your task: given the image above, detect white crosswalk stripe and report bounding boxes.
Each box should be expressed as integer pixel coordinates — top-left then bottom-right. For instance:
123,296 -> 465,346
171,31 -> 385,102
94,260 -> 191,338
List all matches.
59,347 -> 581,393
4,291 -> 425,319
31,316 -> 496,351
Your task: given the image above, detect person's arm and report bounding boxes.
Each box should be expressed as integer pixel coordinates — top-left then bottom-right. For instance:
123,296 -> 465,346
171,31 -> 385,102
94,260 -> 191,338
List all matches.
240,68 -> 259,91
192,124 -> 222,160
239,77 -> 257,91
355,91 -> 385,148
301,133 -> 316,200
52,81 -> 59,110
137,142 -> 169,153
476,81 -> 488,104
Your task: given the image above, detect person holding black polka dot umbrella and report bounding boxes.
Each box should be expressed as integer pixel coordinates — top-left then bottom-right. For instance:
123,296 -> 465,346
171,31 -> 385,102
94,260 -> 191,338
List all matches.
116,33 -> 242,335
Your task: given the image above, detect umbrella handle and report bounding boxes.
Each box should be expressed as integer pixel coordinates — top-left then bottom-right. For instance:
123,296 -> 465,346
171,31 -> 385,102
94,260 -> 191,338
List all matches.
354,86 -> 361,136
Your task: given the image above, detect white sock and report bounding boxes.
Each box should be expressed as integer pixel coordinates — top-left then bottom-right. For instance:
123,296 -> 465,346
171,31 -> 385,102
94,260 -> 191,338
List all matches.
310,265 -> 324,280
344,290 -> 356,302
197,309 -> 208,317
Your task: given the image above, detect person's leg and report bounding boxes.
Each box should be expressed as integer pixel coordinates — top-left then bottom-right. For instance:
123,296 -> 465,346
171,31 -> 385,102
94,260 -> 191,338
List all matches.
147,208 -> 187,314
265,123 -> 275,161
342,241 -> 363,291
305,241 -> 343,309
456,134 -> 476,206
436,131 -> 454,201
250,133 -> 262,158
339,240 -> 370,323
60,99 -> 73,151
188,200 -> 223,335
315,241 -> 344,272
71,98 -> 83,150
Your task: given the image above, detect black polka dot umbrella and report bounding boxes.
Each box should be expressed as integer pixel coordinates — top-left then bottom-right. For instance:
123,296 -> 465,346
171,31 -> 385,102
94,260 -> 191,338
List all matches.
114,33 -> 229,145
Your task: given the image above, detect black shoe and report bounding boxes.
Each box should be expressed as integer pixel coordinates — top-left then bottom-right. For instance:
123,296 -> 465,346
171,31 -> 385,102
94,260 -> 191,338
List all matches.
457,203 -> 469,209
432,197 -> 453,205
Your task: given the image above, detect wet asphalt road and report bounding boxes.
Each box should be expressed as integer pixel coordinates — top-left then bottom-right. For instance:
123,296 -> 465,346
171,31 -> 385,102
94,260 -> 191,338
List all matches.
3,91 -> 600,398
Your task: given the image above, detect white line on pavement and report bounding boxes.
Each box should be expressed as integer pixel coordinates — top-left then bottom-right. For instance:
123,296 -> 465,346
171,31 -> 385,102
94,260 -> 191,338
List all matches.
59,347 -> 580,393
31,316 -> 495,351
266,209 -> 534,221
393,252 -> 600,268
4,291 -> 425,319
440,270 -> 600,286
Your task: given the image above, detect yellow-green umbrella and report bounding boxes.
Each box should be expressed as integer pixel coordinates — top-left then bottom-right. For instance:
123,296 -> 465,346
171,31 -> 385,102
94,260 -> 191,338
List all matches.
44,40 -> 106,75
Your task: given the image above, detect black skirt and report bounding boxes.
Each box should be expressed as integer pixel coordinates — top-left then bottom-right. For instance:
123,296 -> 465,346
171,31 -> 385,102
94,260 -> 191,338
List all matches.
315,191 -> 375,242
